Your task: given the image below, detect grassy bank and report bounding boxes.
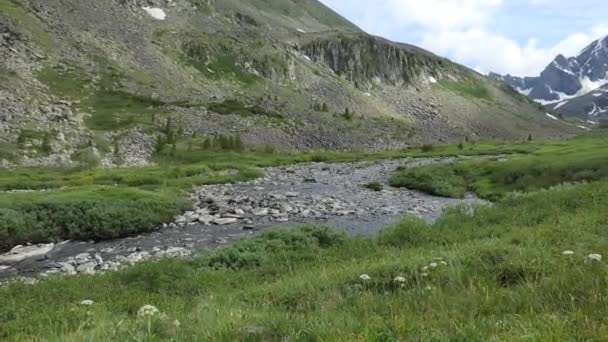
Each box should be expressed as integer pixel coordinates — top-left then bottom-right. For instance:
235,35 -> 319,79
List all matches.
0,141 -> 540,251
391,133 -> 608,200
2,179 -> 608,339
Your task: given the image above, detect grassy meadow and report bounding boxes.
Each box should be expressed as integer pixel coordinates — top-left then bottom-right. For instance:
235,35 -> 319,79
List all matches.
2,132 -> 608,340
0,139 -> 538,251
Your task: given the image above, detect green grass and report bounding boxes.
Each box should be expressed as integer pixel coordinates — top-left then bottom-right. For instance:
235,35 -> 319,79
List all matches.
207,99 -> 286,119
391,133 -> 608,200
37,63 -> 167,131
0,139 -> 539,251
2,178 -> 608,339
440,78 -> 491,100
0,187 -> 190,251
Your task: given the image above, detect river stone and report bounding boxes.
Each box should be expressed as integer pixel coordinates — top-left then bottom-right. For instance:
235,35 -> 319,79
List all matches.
0,243 -> 55,264
212,217 -> 238,225
76,262 -> 97,274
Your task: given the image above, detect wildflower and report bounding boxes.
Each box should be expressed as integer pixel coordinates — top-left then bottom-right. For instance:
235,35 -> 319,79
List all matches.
588,254 -> 602,262
422,266 -> 429,271
393,276 -> 406,283
440,261 -> 448,266
561,250 -> 575,256
359,274 -> 371,281
173,319 -> 181,327
425,286 -> 433,291
421,272 -> 429,277
429,262 -> 438,268
137,305 -> 160,318
80,300 -> 94,306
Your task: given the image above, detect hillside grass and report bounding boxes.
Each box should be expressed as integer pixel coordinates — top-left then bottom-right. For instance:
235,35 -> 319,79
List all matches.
391,133 -> 608,200
2,178 -> 608,339
439,78 -> 492,100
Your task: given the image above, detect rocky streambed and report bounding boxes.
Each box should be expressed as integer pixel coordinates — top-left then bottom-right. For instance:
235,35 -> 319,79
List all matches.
0,158 -> 488,284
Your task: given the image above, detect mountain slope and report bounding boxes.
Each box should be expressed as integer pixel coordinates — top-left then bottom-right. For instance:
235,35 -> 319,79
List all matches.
0,0 -> 574,167
490,36 -> 608,118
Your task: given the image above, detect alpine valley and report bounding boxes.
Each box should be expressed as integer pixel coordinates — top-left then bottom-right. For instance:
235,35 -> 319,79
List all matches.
0,0 -> 576,167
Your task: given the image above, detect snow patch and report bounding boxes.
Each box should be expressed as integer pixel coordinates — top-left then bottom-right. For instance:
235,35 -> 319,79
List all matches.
303,55 -> 311,62
545,113 -> 559,121
297,29 -> 306,33
577,125 -> 591,131
142,7 -> 166,20
517,87 -> 532,96
554,101 -> 568,109
428,76 -> 437,84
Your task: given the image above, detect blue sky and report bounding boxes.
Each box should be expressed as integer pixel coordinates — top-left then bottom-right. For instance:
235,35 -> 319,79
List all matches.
319,0 -> 608,76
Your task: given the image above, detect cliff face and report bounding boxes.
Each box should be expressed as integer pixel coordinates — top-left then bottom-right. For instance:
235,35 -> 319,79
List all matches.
299,34 -> 456,89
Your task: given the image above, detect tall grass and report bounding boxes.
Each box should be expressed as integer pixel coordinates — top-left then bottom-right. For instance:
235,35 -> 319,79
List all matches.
1,180 -> 608,339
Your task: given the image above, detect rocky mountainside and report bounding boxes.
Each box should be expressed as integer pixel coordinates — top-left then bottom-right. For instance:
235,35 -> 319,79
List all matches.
0,0 -> 574,167
490,36 -> 608,118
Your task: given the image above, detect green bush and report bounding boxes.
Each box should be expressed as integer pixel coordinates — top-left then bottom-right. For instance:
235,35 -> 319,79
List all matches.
364,181 -> 384,192
0,187 -> 190,251
390,163 -> 469,198
194,226 -> 346,270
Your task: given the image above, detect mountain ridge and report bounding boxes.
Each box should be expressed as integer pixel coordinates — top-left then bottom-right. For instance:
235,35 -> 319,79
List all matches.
490,35 -> 608,118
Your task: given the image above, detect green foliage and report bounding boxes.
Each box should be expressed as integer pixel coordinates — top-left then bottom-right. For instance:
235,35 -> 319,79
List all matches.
440,78 -> 491,100
208,99 -> 286,119
195,226 -> 345,270
420,144 -> 434,152
390,163 -> 469,198
391,133 -> 608,200
0,187 -> 190,251
364,181 -> 384,192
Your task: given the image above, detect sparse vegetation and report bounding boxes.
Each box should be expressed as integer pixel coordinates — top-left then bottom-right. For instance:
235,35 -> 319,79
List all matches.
440,78 -> 491,100
364,181 -> 384,192
208,99 -> 286,119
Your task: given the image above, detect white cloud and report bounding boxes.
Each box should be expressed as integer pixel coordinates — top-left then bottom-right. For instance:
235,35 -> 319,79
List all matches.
421,25 -> 608,76
322,0 -> 608,76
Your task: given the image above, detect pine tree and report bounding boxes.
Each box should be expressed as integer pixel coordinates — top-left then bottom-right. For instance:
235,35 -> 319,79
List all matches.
322,102 -> 328,112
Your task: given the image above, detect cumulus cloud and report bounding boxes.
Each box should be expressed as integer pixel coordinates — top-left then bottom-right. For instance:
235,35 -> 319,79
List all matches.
321,0 -> 608,76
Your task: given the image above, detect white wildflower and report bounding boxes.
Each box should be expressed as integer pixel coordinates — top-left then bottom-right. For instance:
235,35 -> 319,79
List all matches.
421,272 -> 429,277
588,254 -> 602,262
440,261 -> 448,266
173,319 -> 181,327
561,250 -> 575,256
429,262 -> 438,268
393,276 -> 406,283
425,286 -> 433,291
422,266 -> 429,271
80,300 -> 94,306
359,274 -> 371,281
137,305 -> 160,318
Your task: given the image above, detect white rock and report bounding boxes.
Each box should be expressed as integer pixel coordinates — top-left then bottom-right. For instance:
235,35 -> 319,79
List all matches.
142,7 -> 167,20
211,217 -> 238,225
76,262 -> 97,274
0,243 -> 54,264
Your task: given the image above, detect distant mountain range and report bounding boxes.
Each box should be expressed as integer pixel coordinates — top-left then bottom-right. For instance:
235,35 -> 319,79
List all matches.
490,36 -> 608,118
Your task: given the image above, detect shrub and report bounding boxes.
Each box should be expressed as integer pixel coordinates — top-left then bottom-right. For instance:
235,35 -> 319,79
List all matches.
421,144 -> 434,152
194,226 -> 345,270
364,181 -> 384,192
0,188 -> 190,251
